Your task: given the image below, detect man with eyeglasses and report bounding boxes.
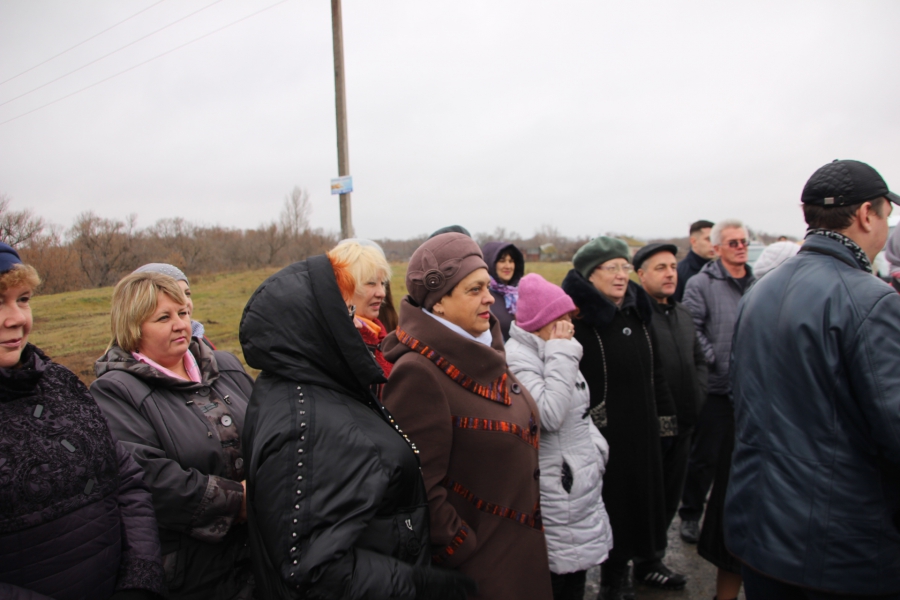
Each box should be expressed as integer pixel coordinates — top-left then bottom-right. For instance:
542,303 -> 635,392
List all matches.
676,222 -> 753,528
725,160 -> 900,599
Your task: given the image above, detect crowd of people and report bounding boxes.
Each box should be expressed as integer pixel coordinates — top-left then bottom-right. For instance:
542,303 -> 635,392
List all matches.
3,158 -> 900,600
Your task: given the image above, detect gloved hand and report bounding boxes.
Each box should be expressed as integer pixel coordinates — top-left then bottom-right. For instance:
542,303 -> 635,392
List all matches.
412,566 -> 478,600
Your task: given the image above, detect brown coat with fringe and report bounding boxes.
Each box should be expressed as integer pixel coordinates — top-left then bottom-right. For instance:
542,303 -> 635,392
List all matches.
382,298 -> 553,600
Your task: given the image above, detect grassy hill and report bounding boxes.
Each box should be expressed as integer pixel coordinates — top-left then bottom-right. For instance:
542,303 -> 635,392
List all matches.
31,261 -> 575,384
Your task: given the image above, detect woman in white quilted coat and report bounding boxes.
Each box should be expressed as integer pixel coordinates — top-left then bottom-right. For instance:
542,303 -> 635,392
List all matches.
505,273 -> 613,600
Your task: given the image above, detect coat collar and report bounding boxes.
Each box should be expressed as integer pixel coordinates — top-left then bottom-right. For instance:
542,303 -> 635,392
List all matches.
383,297 -> 508,384
94,339 -> 220,390
561,268 -> 654,329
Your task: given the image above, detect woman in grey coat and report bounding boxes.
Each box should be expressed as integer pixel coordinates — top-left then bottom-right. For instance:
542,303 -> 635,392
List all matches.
91,271 -> 255,600
505,274 -> 612,600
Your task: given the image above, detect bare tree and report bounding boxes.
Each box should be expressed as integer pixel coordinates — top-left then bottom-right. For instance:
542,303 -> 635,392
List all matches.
280,186 -> 312,238
0,193 -> 45,247
69,212 -> 139,287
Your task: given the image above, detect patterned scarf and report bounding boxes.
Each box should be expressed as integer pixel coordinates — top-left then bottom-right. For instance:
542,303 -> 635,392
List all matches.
806,228 -> 873,274
488,277 -> 518,315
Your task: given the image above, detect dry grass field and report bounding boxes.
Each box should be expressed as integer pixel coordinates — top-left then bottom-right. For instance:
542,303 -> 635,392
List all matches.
30,261 -> 575,384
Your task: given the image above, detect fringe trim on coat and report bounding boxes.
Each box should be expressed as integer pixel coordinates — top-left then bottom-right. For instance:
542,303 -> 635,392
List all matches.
453,414 -> 539,449
432,522 -> 471,565
396,328 -> 511,405
441,476 -> 543,530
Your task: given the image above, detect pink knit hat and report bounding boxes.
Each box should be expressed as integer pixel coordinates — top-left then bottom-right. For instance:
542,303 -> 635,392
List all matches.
516,273 -> 577,332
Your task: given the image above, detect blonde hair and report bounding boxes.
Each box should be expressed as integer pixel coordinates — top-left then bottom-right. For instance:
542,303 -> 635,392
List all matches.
0,264 -> 40,295
326,240 -> 391,302
110,271 -> 187,353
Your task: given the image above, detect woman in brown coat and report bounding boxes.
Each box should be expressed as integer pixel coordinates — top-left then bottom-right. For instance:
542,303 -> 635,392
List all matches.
382,232 -> 553,600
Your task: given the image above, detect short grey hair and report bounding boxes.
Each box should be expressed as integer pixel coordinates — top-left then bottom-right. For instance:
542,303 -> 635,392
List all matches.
711,219 -> 746,246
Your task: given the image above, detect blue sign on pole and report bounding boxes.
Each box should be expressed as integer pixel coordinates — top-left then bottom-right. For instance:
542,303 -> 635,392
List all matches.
331,175 -> 353,195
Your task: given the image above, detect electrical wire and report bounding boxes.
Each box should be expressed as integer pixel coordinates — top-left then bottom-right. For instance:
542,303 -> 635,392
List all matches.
0,0 -> 293,127
0,0 -> 229,108
0,0 -> 167,86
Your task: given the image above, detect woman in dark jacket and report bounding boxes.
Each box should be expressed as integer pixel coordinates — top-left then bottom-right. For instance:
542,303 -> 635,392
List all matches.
382,233 -> 553,600
91,271 -> 254,600
0,245 -> 165,600
561,237 -> 679,600
239,254 -> 474,600
481,241 -> 525,341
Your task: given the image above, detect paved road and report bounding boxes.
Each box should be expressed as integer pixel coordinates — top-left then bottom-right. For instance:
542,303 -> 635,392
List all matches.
582,516 -> 746,600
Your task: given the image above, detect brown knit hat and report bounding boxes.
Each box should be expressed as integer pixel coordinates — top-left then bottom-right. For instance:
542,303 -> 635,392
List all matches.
406,233 -> 488,309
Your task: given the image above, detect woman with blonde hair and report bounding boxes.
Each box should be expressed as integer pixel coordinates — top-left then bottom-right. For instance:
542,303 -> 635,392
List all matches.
327,239 -> 394,378
0,243 -> 165,600
91,271 -> 254,600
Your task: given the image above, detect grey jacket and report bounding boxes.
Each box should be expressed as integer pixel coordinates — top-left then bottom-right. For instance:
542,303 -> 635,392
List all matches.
681,259 -> 754,395
505,323 -> 612,574
91,341 -> 255,599
726,233 -> 900,594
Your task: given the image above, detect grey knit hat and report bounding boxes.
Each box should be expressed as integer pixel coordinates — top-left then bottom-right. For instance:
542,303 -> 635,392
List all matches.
134,263 -> 189,285
573,237 -> 632,278
406,233 -> 487,309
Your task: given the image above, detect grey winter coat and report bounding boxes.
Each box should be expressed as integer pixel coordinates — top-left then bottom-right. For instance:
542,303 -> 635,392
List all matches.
91,341 -> 255,600
505,323 -> 612,575
726,234 -> 900,595
681,259 -> 754,395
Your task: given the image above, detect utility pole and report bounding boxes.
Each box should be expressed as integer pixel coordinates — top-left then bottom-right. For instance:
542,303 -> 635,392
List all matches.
331,0 -> 354,239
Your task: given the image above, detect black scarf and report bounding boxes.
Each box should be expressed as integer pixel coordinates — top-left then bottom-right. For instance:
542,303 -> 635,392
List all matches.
805,228 -> 873,274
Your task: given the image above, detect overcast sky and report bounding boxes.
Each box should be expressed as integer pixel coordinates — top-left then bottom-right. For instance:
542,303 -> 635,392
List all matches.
2,0 -> 899,241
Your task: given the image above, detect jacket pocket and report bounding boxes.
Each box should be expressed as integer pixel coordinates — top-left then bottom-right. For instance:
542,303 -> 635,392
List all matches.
561,461 -> 573,494
162,546 -> 186,590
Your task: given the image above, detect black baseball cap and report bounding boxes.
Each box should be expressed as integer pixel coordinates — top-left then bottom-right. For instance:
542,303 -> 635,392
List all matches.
802,159 -> 900,207
633,243 -> 678,271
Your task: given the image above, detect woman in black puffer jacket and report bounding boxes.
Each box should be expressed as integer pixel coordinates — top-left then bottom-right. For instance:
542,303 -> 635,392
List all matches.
239,254 -> 476,600
0,246 -> 165,600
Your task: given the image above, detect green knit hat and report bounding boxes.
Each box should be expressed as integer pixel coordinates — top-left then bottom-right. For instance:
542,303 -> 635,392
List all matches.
573,236 -> 631,278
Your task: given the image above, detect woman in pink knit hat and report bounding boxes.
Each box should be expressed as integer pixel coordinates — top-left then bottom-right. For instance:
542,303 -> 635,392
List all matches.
505,273 -> 613,600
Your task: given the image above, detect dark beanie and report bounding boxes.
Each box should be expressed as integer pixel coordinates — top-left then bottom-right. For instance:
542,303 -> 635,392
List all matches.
0,242 -> 22,274
406,233 -> 488,309
573,237 -> 631,278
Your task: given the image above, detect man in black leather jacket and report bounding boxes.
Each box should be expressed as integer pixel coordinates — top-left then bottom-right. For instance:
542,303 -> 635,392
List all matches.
727,160 -> 900,598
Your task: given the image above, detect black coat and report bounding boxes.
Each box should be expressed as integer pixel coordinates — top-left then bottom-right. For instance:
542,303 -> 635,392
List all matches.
727,234 -> 900,594
1,345 -> 165,600
650,300 -> 708,432
561,271 -> 676,562
239,255 -> 429,600
674,249 -> 710,303
92,342 -> 254,600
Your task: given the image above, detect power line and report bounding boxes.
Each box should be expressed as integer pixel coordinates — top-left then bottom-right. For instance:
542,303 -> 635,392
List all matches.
0,0 -> 293,127
0,0 -> 167,86
0,0 -> 229,108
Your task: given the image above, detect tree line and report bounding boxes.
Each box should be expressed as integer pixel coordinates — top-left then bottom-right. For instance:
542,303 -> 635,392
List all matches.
2,189 -> 793,296
7,187 -> 337,294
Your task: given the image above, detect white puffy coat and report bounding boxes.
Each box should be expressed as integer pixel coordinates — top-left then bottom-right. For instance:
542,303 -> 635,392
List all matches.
506,322 -> 613,574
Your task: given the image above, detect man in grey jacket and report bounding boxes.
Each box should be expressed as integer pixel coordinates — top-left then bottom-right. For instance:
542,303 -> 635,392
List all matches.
631,243 -> 708,591
727,160 -> 900,598
678,219 -> 754,544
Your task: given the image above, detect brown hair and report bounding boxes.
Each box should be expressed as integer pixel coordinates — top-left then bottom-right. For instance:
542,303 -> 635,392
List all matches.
110,272 -> 187,353
803,197 -> 887,231
0,264 -> 40,295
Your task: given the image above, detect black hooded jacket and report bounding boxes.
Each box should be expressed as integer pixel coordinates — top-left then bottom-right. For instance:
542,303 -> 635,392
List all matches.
239,255 -> 430,600
481,241 -> 525,341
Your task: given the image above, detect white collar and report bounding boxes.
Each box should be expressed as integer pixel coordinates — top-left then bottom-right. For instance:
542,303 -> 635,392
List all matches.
422,308 -> 494,347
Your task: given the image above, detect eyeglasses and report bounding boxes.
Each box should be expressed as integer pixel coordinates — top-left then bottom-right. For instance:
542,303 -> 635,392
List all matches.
597,263 -> 634,274
725,239 -> 749,249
